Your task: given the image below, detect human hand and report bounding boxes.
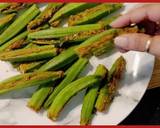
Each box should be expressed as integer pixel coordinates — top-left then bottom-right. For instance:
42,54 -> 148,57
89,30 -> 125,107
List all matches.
110,4 -> 160,58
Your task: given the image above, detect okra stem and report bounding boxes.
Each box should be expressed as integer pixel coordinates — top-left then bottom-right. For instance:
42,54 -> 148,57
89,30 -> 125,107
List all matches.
47,75 -> 101,120
0,45 -> 59,63
0,4 -> 40,45
68,4 -> 123,26
28,24 -> 103,40
27,82 -> 54,112
49,3 -> 98,26
80,64 -> 108,125
95,56 -> 126,112
38,46 -> 78,71
44,58 -> 88,109
0,71 -> 64,94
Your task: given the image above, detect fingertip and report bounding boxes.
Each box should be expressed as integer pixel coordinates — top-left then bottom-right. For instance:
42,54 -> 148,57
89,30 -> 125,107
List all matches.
110,19 -> 121,28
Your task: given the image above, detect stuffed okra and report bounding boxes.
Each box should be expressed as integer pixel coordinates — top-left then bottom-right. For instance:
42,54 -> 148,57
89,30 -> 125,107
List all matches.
49,3 -> 98,27
95,56 -> 126,112
28,24 -> 103,40
0,71 -> 64,94
47,75 -> 101,120
28,3 -> 64,31
68,3 -> 123,26
0,31 -> 28,52
80,64 -> 108,125
0,4 -> 40,45
0,45 -> 60,62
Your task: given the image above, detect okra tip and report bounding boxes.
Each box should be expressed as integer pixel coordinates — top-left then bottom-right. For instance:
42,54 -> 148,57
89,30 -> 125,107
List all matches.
47,113 -> 57,121
27,103 -> 40,112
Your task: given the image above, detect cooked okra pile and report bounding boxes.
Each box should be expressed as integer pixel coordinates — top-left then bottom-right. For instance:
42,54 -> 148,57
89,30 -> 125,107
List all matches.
0,2 -> 141,125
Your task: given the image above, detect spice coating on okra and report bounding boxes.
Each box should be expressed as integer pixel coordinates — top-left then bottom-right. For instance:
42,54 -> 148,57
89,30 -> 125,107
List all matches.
28,3 -> 64,31
0,3 -> 31,14
0,45 -> 59,62
75,26 -> 139,58
0,31 -> 28,52
68,4 -> 123,26
0,71 -> 64,94
19,60 -> 47,73
109,56 -> 126,80
28,24 -> 103,39
77,35 -> 114,58
62,28 -> 105,42
95,56 -> 126,112
7,39 -> 28,50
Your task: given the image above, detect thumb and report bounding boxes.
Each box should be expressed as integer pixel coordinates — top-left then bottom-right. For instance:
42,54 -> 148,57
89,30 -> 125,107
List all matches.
114,33 -> 160,58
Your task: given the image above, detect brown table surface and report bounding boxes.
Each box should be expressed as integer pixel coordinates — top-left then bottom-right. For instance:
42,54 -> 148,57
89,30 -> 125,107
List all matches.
148,58 -> 160,89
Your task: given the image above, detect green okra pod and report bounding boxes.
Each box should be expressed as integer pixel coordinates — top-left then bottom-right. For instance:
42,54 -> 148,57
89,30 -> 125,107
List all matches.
68,4 -> 123,26
49,3 -> 98,27
19,60 -> 47,73
80,64 -> 108,125
95,56 -> 126,112
28,82 -> 54,112
0,13 -> 16,34
28,3 -> 64,31
28,24 -> 103,40
39,46 -> 78,71
75,26 -> 139,58
61,27 -> 105,43
0,71 -> 64,94
0,45 -> 59,63
47,75 -> 101,120
44,58 -> 88,109
0,4 -> 40,45
0,31 -> 28,52
75,29 -> 117,58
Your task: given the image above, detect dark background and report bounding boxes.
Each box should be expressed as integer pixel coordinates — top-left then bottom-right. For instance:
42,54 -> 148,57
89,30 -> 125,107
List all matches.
120,87 -> 160,125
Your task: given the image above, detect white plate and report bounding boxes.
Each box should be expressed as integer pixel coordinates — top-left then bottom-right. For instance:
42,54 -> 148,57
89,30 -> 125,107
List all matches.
0,3 -> 155,125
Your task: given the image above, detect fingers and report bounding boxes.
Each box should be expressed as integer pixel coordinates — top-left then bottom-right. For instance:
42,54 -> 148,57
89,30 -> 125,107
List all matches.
110,4 -> 160,28
114,33 -> 160,58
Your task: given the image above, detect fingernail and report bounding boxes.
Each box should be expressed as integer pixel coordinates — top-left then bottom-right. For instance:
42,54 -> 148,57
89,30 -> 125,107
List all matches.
114,36 -> 128,48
